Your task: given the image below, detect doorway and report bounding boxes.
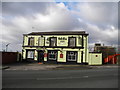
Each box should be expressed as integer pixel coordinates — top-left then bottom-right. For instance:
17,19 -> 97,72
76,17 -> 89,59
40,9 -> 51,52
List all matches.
38,50 -> 44,63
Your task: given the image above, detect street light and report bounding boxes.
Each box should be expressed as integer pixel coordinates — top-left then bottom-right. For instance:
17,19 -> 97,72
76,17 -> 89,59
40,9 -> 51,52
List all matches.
6,43 -> 10,52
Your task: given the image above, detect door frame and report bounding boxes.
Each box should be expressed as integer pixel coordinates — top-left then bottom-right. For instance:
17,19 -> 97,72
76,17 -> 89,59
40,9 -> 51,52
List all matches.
81,51 -> 83,63
37,50 -> 44,63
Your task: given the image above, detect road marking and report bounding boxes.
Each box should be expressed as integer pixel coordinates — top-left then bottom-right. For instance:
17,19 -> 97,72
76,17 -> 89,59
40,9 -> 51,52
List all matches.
12,69 -> 16,70
36,76 -> 89,80
83,76 -> 89,78
3,74 -> 118,81
5,69 -> 10,70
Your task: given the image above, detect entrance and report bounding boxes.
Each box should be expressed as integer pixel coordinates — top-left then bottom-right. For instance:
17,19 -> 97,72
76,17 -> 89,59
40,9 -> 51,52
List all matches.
38,50 -> 44,63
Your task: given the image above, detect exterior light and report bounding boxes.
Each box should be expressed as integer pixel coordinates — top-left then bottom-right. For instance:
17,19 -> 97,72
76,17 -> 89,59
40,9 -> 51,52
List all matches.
6,43 -> 10,52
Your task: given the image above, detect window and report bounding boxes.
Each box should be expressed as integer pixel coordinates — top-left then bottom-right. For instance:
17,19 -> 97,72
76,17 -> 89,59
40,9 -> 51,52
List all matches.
28,37 -> 34,46
45,37 -> 50,44
50,37 -> 57,46
69,37 -> 76,47
27,51 -> 34,59
38,37 -> 44,46
78,37 -> 82,45
48,51 -> 57,60
67,51 -> 77,61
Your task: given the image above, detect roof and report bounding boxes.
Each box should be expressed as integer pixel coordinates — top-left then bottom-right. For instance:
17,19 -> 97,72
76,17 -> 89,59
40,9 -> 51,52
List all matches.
89,52 -> 102,53
95,46 -> 115,49
24,31 -> 89,35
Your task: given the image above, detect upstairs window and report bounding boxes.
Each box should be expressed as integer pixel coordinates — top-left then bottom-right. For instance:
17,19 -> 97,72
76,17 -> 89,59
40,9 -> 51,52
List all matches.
50,37 -> 57,46
78,37 -> 82,45
28,37 -> 34,46
69,37 -> 76,47
38,37 -> 44,46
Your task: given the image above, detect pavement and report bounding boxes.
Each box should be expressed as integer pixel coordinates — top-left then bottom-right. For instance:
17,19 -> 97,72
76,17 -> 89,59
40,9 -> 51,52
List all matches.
2,61 -> 119,70
2,62 -> 62,70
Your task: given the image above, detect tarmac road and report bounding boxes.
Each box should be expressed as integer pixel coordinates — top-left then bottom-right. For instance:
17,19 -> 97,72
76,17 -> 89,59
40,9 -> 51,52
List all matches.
2,67 -> 118,88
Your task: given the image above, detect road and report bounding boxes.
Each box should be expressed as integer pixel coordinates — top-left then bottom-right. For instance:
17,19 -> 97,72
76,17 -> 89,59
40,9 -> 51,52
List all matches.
2,67 -> 118,88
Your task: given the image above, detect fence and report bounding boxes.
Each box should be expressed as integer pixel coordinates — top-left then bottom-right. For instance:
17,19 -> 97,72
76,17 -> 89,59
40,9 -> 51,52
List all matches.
1,52 -> 21,64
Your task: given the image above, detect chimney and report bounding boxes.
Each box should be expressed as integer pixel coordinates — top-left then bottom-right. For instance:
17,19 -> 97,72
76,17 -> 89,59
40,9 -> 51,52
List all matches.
95,43 -> 101,46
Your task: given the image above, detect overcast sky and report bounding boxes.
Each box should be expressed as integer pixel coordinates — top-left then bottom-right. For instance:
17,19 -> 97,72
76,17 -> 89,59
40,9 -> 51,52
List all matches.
1,1 -> 118,52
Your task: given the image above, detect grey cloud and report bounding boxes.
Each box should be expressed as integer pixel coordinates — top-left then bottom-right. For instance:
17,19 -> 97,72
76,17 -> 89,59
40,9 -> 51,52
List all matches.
1,2 -> 118,52
85,24 -> 118,45
2,2 -> 82,51
69,2 -> 118,46
74,2 -> 118,29
2,2 -> 57,17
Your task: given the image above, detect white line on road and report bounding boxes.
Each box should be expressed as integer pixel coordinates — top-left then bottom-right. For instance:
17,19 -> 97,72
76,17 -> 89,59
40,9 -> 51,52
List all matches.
83,76 -> 89,78
3,74 -> 118,81
36,76 -> 90,80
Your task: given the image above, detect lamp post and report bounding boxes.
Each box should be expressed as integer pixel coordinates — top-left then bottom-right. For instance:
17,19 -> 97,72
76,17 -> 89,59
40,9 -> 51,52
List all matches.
6,43 -> 10,52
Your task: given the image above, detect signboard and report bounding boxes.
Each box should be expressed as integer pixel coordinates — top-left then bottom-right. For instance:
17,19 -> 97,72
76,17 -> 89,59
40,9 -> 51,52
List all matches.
58,37 -> 67,45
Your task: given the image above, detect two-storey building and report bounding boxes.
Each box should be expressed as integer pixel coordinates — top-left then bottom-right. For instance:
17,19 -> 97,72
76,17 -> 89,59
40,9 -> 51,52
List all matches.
22,31 -> 102,65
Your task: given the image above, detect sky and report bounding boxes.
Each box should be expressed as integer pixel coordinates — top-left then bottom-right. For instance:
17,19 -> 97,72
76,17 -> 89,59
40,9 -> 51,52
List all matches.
1,0 -> 119,52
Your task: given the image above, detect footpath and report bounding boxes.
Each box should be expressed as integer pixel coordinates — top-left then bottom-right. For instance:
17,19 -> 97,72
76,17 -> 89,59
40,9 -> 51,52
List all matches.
2,62 -> 119,70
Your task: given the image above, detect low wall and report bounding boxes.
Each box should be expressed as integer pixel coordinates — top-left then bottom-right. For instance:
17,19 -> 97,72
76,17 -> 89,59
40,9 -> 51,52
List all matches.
88,52 -> 102,65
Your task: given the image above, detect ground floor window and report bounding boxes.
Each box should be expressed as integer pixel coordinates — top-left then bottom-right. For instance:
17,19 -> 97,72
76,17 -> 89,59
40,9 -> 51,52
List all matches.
48,50 -> 57,60
67,51 -> 77,61
27,50 -> 34,59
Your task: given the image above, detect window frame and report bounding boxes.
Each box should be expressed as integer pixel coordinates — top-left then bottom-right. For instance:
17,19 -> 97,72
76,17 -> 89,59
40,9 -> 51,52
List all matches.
26,49 -> 35,60
66,51 -> 77,62
38,37 -> 45,46
68,37 -> 76,47
49,37 -> 57,47
78,36 -> 82,45
47,50 -> 58,61
28,37 -> 34,46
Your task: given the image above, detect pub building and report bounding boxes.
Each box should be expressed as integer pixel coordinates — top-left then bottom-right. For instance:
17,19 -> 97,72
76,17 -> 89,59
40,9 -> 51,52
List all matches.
22,31 -> 102,65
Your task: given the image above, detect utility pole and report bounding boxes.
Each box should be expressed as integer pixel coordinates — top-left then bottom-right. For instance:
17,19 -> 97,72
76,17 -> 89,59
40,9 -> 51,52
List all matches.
6,43 -> 10,52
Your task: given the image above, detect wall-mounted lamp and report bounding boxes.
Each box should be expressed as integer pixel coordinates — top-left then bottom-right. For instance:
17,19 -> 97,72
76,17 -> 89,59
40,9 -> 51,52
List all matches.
6,43 -> 10,52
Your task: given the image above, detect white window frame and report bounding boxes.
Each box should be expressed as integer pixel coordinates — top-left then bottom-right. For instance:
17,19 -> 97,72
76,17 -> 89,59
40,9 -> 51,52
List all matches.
50,37 -> 57,46
38,37 -> 44,46
28,37 -> 34,46
27,51 -> 34,59
69,37 -> 76,47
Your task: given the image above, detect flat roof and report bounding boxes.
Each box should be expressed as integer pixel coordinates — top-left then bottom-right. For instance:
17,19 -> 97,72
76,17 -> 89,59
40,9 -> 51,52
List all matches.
95,46 -> 115,48
24,31 -> 89,35
89,52 -> 102,53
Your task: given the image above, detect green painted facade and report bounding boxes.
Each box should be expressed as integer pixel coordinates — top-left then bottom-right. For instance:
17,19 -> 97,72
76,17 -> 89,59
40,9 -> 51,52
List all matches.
22,31 -> 102,65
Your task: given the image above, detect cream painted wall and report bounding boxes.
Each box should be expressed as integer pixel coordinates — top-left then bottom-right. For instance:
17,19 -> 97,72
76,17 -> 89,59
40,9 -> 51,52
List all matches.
24,35 -> 83,47
57,51 -> 66,62
88,53 -> 102,65
34,50 -> 38,61
22,34 -> 89,64
22,49 -> 26,59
